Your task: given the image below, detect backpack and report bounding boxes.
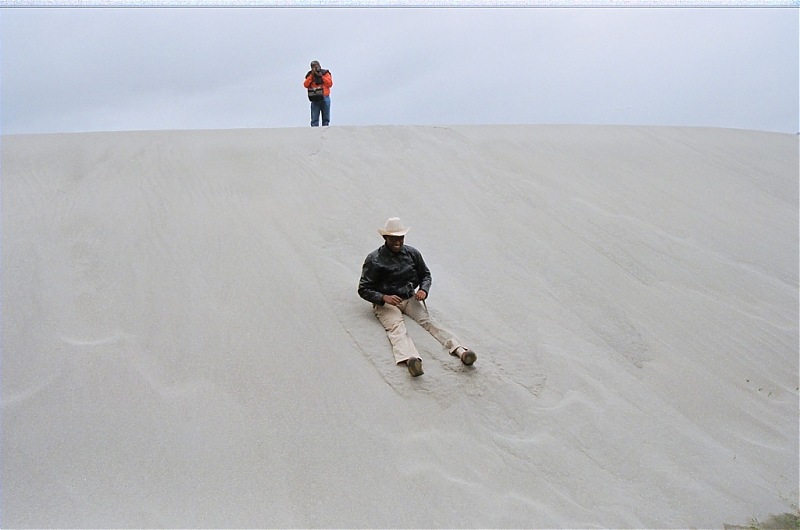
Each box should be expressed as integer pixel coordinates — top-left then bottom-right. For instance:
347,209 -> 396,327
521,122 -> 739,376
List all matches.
307,86 -> 324,101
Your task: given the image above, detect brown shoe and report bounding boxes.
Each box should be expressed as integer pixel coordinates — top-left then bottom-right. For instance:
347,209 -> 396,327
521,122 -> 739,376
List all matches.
407,357 -> 424,377
460,349 -> 477,366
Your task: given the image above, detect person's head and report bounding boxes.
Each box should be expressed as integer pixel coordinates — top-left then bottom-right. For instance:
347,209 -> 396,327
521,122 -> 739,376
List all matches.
378,217 -> 409,253
310,60 -> 321,71
383,234 -> 404,253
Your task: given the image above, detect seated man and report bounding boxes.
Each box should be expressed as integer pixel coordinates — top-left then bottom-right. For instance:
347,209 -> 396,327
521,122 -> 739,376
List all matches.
358,217 -> 477,377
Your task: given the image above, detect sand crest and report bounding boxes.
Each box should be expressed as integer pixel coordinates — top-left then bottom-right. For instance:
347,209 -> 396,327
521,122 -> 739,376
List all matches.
2,125 -> 797,528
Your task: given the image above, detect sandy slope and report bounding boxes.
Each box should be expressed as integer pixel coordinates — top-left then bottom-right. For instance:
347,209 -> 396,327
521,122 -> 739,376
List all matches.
2,125 -> 797,528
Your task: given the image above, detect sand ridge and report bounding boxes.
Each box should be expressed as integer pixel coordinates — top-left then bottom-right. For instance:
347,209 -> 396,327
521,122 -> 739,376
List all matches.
2,125 -> 798,527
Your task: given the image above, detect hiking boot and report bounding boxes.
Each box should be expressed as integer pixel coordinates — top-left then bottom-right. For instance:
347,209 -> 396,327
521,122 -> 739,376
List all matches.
407,357 -> 424,377
460,349 -> 477,366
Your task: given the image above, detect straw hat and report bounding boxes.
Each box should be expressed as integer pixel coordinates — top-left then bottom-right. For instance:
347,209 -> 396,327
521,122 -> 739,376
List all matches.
378,217 -> 410,236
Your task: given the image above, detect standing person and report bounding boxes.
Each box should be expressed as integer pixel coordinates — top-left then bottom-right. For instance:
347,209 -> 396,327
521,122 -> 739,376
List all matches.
303,60 -> 333,127
358,217 -> 478,377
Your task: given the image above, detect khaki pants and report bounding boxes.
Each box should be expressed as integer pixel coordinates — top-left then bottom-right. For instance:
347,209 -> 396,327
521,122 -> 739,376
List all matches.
373,298 -> 462,364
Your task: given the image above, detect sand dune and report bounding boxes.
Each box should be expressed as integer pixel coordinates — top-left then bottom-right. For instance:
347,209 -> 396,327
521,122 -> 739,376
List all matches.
2,125 -> 798,528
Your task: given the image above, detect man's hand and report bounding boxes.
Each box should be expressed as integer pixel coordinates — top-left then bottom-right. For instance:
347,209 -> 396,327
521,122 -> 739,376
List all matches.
415,290 -> 427,301
382,294 -> 403,306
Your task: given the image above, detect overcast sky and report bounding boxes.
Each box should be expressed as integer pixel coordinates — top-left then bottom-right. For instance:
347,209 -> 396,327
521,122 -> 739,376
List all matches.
1,6 -> 797,134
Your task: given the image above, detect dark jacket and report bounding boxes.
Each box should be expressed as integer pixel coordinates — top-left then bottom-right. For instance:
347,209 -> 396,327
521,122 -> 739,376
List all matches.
358,244 -> 432,305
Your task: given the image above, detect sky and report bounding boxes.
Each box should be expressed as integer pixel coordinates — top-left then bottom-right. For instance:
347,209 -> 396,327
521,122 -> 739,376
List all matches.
1,5 -> 798,134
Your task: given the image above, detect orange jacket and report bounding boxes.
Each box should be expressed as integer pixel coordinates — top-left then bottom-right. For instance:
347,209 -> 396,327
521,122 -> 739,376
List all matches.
304,69 -> 333,96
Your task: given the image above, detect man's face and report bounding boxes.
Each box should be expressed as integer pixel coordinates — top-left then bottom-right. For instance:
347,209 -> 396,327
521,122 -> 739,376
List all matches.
384,235 -> 404,253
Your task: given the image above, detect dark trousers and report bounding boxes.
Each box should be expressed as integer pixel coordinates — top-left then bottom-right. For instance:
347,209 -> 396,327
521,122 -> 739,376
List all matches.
310,96 -> 331,126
